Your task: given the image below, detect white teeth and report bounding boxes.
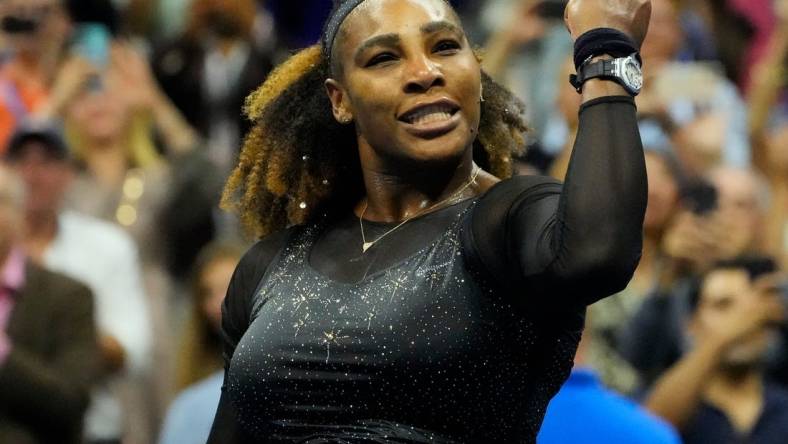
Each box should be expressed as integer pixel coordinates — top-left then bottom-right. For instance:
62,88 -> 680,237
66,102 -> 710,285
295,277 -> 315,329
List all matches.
412,112 -> 452,125
406,104 -> 454,124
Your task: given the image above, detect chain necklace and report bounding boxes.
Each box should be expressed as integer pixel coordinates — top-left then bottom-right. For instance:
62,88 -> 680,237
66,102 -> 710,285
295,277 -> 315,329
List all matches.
359,166 -> 480,253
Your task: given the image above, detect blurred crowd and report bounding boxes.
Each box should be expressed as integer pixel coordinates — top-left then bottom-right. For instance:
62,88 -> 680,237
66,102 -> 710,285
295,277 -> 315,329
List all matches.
0,0 -> 786,443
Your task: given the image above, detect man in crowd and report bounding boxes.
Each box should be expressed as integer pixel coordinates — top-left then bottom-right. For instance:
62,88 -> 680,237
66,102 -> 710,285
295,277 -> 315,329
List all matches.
3,121 -> 151,444
621,166 -> 774,388
646,256 -> 788,444
0,163 -> 99,443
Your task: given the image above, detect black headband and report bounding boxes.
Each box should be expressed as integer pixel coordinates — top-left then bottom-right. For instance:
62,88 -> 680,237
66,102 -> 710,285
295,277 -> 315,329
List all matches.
322,0 -> 366,61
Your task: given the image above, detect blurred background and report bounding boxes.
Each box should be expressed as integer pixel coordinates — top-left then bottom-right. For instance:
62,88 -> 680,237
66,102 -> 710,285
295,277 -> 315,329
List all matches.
0,0 -> 786,443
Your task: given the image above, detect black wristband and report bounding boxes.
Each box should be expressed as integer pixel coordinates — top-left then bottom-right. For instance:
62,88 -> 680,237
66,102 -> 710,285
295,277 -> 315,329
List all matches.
573,28 -> 641,70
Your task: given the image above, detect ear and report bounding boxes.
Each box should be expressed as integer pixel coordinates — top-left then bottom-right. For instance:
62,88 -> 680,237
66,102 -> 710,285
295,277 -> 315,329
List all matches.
325,78 -> 354,124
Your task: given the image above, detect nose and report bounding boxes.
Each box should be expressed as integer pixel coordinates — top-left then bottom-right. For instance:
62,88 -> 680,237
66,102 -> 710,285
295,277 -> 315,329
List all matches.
403,55 -> 444,93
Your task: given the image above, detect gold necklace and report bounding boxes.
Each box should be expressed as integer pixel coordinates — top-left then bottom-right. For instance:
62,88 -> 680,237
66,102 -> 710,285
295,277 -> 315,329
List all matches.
358,166 -> 480,253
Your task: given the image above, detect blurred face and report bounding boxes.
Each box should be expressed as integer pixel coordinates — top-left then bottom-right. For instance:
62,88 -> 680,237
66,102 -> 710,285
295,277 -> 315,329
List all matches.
644,152 -> 678,234
327,0 -> 481,169
66,85 -> 131,145
0,0 -> 69,56
673,114 -> 726,176
8,142 -> 71,215
709,168 -> 762,249
694,269 -> 774,367
640,0 -> 682,66
199,256 -> 238,333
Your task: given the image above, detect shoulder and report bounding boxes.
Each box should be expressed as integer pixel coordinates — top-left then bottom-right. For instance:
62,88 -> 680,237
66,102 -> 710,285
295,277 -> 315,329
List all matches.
171,371 -> 224,410
223,228 -> 295,326
546,372 -> 680,443
24,262 -> 93,304
234,228 -> 293,288
160,372 -> 223,444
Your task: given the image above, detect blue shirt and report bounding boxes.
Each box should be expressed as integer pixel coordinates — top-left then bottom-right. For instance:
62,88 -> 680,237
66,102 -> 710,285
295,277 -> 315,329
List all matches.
682,383 -> 788,444
537,368 -> 681,444
158,371 -> 223,444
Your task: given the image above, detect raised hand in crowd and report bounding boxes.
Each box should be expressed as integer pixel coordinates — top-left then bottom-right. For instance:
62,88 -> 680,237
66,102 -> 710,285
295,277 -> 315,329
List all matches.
108,42 -> 198,154
646,268 -> 785,430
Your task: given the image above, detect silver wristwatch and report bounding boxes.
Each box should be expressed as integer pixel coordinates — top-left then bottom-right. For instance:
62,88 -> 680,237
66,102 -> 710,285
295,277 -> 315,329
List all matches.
569,53 -> 643,96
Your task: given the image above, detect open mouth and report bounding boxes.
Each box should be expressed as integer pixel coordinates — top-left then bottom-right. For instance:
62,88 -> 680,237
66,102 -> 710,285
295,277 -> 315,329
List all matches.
399,100 -> 460,126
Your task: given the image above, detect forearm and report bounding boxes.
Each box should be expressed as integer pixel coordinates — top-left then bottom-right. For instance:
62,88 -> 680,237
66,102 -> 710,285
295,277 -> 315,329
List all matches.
546,89 -> 647,302
645,340 -> 724,429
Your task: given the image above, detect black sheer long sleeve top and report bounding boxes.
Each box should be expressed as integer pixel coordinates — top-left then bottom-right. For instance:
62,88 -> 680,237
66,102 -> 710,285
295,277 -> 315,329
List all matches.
208,96 -> 646,443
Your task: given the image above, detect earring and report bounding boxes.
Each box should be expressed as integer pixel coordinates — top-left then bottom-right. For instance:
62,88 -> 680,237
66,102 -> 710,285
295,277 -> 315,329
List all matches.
480,84 -> 485,103
341,116 -> 353,124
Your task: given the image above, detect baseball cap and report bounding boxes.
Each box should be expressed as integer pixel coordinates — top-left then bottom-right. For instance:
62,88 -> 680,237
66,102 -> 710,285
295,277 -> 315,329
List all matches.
4,119 -> 69,161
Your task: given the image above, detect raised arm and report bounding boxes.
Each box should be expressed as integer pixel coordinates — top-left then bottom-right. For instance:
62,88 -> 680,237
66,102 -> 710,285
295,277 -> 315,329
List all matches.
468,0 -> 650,307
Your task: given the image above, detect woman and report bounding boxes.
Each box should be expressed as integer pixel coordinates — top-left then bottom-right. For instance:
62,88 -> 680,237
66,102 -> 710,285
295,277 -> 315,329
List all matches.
159,242 -> 246,444
210,0 -> 650,442
175,242 -> 246,391
43,42 -> 199,442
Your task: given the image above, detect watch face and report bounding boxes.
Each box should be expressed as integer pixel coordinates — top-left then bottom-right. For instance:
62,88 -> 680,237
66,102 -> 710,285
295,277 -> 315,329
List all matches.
623,58 -> 643,91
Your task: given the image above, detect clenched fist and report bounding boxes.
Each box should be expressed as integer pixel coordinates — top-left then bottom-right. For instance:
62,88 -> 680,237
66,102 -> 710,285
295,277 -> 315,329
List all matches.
564,0 -> 652,47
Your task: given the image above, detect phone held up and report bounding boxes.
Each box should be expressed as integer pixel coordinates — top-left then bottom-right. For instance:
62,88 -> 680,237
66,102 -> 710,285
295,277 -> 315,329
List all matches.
71,22 -> 111,91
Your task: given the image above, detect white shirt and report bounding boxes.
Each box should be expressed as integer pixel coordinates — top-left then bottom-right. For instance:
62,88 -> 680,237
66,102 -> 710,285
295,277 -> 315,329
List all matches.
44,210 -> 152,439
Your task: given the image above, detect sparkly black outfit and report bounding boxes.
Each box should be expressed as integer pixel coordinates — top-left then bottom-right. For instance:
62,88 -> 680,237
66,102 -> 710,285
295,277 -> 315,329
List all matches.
208,96 -> 647,443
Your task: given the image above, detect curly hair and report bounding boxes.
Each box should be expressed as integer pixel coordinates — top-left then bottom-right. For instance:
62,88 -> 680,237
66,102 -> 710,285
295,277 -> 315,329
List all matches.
222,42 -> 528,238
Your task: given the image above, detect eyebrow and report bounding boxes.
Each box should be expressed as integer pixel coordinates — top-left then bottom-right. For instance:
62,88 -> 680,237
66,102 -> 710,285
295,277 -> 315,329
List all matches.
354,33 -> 401,61
420,20 -> 462,36
353,20 -> 464,62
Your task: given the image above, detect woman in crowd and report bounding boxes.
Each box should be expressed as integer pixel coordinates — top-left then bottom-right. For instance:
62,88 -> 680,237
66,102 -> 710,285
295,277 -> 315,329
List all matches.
209,0 -> 650,441
175,242 -> 245,391
39,40 -> 199,439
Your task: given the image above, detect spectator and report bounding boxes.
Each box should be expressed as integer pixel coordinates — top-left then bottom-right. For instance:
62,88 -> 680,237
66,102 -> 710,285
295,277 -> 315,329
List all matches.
159,241 -> 244,444
175,242 -> 244,391
0,0 -> 71,152
645,256 -> 788,444
482,0 -> 573,146
45,43 -> 197,264
4,121 -> 152,444
35,38 -> 204,438
749,0 -> 788,266
621,165 -> 774,389
537,314 -> 681,444
152,0 -> 273,172
637,0 -> 750,172
0,164 -> 99,443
